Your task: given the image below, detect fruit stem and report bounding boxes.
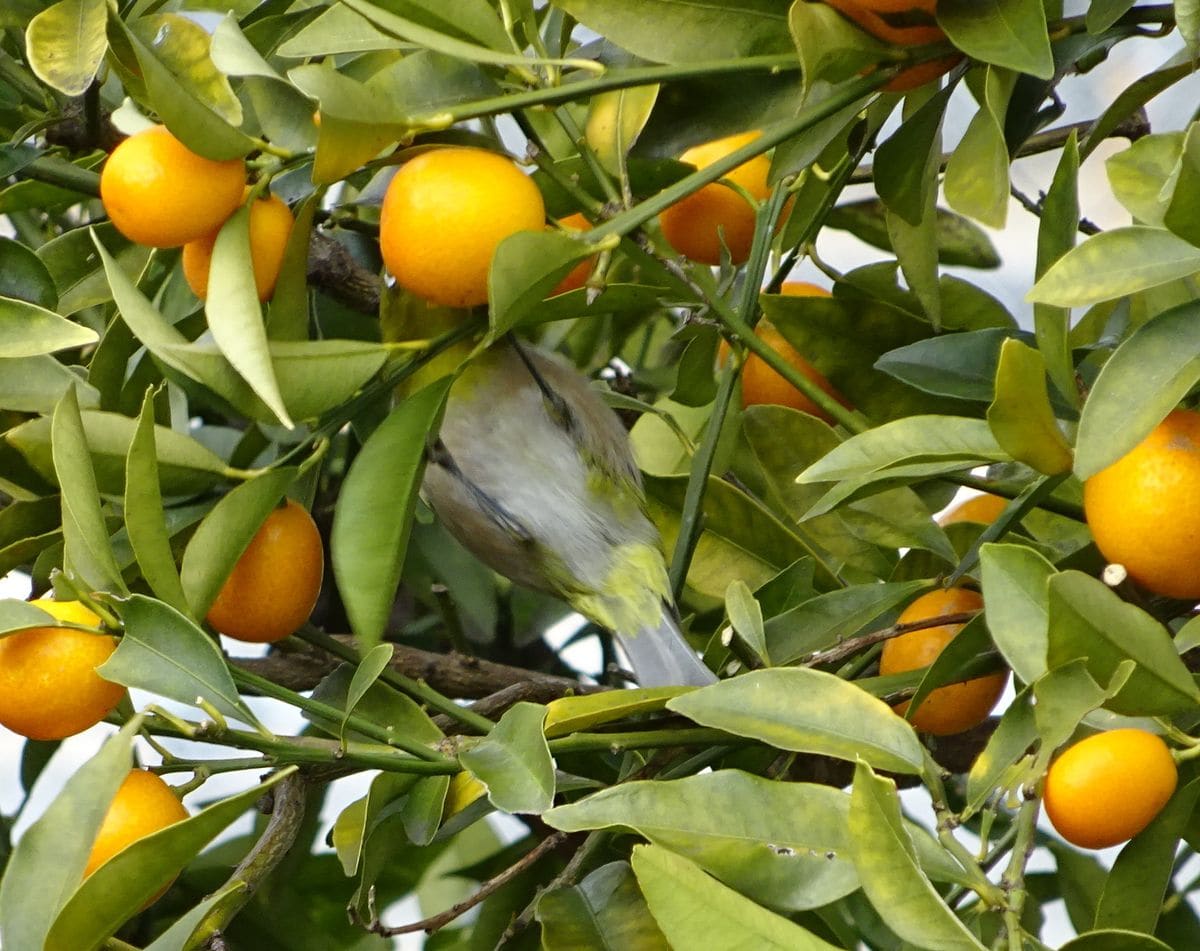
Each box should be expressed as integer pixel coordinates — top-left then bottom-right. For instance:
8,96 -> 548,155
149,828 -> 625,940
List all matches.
297,627 -> 497,733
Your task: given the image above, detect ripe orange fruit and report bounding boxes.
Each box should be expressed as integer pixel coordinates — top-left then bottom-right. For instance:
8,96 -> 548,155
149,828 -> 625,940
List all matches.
379,148 -> 546,308
85,769 -> 189,892
182,192 -> 294,301
1044,729 -> 1177,849
880,587 -> 1007,735
1084,409 -> 1200,599
659,131 -> 773,266
939,492 -> 1007,526
100,126 -> 246,248
206,499 -> 324,643
723,282 -> 850,423
0,600 -> 125,740
551,212 -> 594,295
823,0 -> 960,92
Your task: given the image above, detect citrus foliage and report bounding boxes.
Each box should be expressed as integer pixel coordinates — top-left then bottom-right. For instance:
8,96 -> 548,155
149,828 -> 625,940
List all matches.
2,2 -> 1200,949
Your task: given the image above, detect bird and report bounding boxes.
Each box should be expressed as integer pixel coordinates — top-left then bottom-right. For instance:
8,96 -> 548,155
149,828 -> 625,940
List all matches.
420,337 -> 717,687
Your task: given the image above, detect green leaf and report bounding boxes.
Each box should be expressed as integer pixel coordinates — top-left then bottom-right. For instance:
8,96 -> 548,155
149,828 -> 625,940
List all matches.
795,416 -> 1007,518
1180,0 -> 1200,48
332,376 -> 452,651
179,468 -> 298,620
1035,130 -> 1081,405
0,297 -> 98,357
827,202 -> 1001,268
1030,661 -> 1131,777
341,643 -> 395,743
978,542 -> 1053,685
847,761 -> 987,951
205,205 -> 293,428
549,0 -> 793,64
142,883 -> 248,951
117,14 -> 252,160
39,223 -> 151,316
787,1 -> 883,97
91,232 -> 264,419
630,844 -> 841,950
100,594 -> 260,727
943,67 -> 1014,229
459,702 -> 555,814
874,327 -> 1029,403
0,599 -> 58,637
124,392 -> 188,612
0,719 -> 140,951
986,338 -> 1073,475
308,661 -> 442,749
874,88 -> 952,228
1082,57 -> 1197,161
1046,571 -> 1200,716
668,668 -> 924,774
45,769 -> 295,951
265,193 -> 318,342
1106,132 -> 1181,228
0,237 -> 57,308
401,775 -> 450,846
964,686 -> 1037,815
1074,300 -> 1200,479
937,0 -> 1053,78
543,687 -> 689,738
25,0 -> 107,96
763,579 -> 930,666
586,85 -> 659,176
488,230 -> 598,337
6,410 -> 228,498
53,387 -> 126,593
798,415 -> 1005,485
725,579 -> 768,664
1058,932 -> 1172,951
537,861 -> 668,950
1027,227 -> 1200,308
0,355 -> 100,414
545,770 -> 863,911
1095,778 -> 1200,933
341,0 -> 577,70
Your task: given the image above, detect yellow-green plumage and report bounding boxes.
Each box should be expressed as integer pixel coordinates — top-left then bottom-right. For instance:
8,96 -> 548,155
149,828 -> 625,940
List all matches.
421,340 -> 715,687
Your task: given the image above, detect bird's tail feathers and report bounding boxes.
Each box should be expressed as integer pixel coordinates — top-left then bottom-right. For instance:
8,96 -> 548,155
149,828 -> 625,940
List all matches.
614,610 -> 716,688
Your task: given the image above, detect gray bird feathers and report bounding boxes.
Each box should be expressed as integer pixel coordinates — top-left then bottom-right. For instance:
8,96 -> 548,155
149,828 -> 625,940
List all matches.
421,339 -> 716,687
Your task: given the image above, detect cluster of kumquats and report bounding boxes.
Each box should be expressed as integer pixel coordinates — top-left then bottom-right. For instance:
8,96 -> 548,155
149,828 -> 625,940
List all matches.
99,124 -> 294,301
8,3 -> 1193,887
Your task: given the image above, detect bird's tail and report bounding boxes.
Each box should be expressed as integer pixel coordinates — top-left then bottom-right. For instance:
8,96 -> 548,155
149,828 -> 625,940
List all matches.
613,611 -> 717,687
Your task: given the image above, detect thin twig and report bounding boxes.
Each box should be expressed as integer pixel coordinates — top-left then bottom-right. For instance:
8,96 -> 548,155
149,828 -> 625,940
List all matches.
800,610 -> 981,669
359,831 -> 568,936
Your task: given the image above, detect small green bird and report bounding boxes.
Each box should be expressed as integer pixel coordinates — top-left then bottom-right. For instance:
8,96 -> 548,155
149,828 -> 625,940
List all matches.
422,339 -> 716,687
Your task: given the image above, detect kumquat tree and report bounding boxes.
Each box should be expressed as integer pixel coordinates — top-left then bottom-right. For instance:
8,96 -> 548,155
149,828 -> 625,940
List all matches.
4,0 -> 1200,948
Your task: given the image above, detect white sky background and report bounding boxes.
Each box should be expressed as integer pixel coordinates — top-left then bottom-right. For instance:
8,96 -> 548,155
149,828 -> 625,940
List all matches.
4,2 -> 1200,947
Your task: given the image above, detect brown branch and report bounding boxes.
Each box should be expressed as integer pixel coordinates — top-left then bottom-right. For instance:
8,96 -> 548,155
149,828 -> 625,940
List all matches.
235,634 -> 588,699
193,771 -> 309,948
799,609 -> 982,669
306,232 -> 381,314
356,831 -> 569,937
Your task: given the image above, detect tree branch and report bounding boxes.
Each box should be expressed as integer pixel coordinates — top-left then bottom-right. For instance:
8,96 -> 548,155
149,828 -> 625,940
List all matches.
355,831 -> 569,937
193,771 -> 309,948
